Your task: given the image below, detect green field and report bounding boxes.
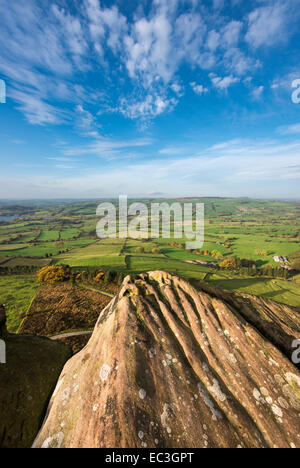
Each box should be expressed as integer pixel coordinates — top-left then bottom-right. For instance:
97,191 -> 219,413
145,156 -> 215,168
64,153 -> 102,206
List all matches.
207,277 -> 300,308
0,244 -> 27,251
0,198 -> 299,309
55,239 -> 123,266
37,230 -> 60,241
0,275 -> 39,332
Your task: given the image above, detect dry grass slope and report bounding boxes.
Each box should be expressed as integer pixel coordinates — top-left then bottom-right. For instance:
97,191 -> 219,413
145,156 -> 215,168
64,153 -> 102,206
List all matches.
19,283 -> 111,336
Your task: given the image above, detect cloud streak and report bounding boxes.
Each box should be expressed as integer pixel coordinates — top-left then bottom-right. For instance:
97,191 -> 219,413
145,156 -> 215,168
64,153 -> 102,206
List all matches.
1,0 -> 297,125
2,138 -> 299,198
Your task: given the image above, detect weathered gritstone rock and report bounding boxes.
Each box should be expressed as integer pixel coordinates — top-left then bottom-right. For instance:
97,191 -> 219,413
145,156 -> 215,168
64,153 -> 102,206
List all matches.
33,272 -> 300,448
0,306 -> 72,448
0,304 -> 6,338
191,281 -> 300,365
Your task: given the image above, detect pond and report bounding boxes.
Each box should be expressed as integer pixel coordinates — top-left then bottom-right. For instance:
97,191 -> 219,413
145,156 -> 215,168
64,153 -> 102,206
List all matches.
0,216 -> 18,221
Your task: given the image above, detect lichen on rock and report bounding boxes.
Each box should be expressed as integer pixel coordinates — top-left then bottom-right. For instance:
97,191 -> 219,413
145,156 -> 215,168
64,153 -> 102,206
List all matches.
32,272 -> 300,448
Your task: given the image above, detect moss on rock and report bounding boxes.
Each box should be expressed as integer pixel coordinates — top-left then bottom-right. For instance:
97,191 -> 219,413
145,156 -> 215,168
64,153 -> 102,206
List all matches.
0,306 -> 72,448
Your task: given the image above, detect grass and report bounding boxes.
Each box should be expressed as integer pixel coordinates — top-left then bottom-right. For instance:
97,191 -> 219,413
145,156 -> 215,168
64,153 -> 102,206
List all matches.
207,277 -> 300,308
0,244 -> 27,251
60,228 -> 80,239
37,230 -> 60,241
2,257 -> 51,267
0,275 -> 39,332
19,282 -> 111,336
57,255 -> 126,267
0,198 -> 299,308
54,240 -> 123,266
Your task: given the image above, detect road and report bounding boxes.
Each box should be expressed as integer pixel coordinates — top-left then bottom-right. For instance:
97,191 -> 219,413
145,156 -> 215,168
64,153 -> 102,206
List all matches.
50,330 -> 93,340
78,284 -> 114,298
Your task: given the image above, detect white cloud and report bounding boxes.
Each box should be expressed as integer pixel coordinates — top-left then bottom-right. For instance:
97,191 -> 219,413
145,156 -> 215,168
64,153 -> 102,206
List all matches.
252,85 -> 264,100
62,136 -> 153,159
209,73 -> 240,90
9,89 -> 64,125
190,82 -> 208,95
2,138 -> 300,198
224,48 -> 259,76
222,21 -> 242,47
84,0 -> 127,56
170,83 -> 184,96
118,94 -> 178,120
246,1 -> 295,48
277,123 -> 300,135
206,30 -> 220,52
75,105 -> 96,131
0,0 -> 297,125
52,5 -> 88,60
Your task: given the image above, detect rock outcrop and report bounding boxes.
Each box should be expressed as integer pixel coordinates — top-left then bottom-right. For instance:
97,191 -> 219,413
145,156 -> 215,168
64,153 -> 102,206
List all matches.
0,306 -> 72,448
33,272 -> 300,448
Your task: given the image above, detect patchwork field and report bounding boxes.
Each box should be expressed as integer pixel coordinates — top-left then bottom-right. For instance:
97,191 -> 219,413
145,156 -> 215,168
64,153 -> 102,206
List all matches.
0,198 -> 299,324
55,239 -> 125,267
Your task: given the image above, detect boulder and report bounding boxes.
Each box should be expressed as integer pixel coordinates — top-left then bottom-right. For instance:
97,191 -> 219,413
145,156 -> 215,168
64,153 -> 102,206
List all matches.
0,305 -> 72,448
33,272 -> 300,448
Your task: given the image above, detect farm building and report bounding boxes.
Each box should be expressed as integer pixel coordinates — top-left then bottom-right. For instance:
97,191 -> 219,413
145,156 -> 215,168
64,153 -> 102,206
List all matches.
273,255 -> 288,263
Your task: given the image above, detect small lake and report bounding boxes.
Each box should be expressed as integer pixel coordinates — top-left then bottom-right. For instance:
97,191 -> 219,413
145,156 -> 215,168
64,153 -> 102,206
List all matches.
0,216 -> 18,221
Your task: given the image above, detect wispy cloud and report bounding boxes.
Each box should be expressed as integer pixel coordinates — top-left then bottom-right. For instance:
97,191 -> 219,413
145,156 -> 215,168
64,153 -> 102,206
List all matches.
1,0 -> 294,125
9,88 -> 65,125
245,0 -> 299,49
11,139 -> 26,145
190,82 -> 208,95
62,137 -> 154,159
2,138 -> 299,198
277,123 -> 300,135
209,73 -> 240,90
252,85 -> 264,100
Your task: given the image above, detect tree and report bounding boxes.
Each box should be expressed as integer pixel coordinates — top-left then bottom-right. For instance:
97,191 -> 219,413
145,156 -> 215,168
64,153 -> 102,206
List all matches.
241,259 -> 256,268
211,250 -> 223,260
94,270 -> 105,283
37,265 -> 71,284
219,257 -> 241,270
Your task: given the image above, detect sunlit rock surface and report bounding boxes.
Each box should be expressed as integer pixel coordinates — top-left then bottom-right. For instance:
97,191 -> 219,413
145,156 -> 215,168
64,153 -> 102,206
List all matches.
33,272 -> 300,448
0,306 -> 72,448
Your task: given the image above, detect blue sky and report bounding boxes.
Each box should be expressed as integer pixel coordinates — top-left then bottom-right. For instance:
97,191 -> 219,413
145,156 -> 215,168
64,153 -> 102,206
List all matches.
0,0 -> 300,199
